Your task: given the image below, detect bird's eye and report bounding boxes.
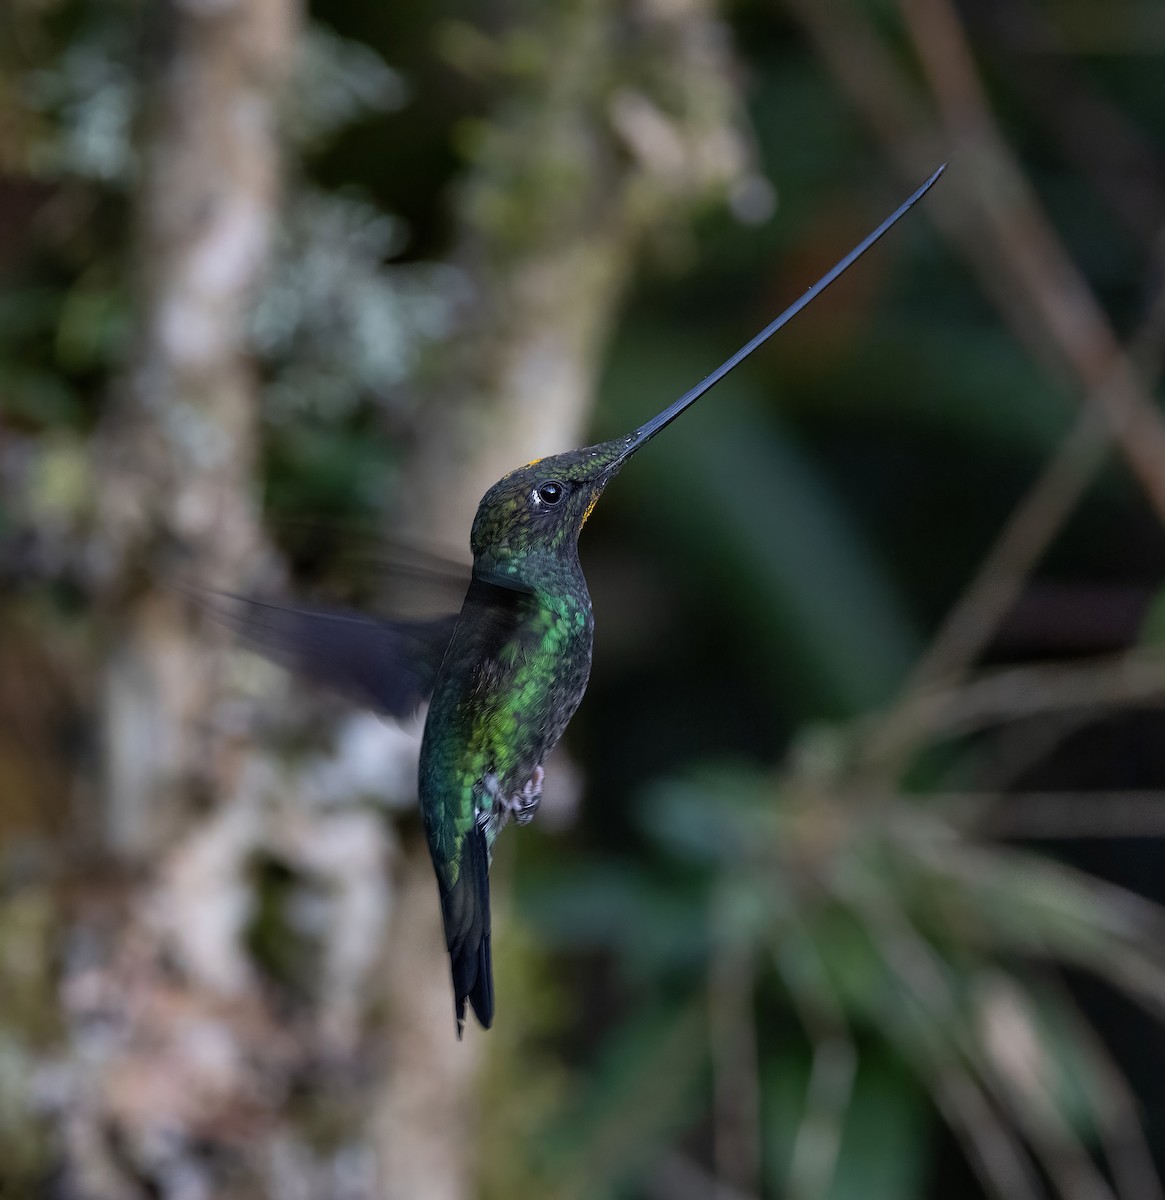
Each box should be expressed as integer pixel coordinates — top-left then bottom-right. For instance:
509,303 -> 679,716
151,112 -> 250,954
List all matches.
536,480 -> 564,505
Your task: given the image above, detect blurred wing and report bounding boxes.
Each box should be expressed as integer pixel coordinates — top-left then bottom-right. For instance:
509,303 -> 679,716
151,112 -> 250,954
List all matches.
264,520 -> 475,617
205,591 -> 460,719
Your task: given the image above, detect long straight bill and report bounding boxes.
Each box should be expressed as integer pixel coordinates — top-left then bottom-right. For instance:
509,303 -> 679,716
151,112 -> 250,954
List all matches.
620,164 -> 946,458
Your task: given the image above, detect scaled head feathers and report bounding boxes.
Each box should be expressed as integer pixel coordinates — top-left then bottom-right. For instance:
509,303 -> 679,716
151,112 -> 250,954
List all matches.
469,436 -> 632,565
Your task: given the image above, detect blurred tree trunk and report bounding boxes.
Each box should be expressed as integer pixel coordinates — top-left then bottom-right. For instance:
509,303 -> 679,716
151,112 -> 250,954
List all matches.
95,0 -> 296,851
379,2 -> 752,1196
59,0 -> 298,1194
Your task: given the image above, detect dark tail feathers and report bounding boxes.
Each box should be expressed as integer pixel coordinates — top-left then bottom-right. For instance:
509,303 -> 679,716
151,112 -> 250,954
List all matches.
442,823 -> 494,1036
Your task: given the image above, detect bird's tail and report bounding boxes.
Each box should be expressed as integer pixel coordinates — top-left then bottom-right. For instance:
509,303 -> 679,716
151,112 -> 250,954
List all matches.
441,823 -> 494,1037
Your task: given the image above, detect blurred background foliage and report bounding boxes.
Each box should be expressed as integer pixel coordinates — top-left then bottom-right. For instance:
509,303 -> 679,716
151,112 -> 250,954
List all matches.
2,0 -> 1165,1198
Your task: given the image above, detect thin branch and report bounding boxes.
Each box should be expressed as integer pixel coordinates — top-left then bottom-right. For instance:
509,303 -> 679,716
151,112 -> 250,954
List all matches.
855,873 -> 1131,1200
1031,974 -> 1165,1200
772,924 -> 865,1200
786,1035 -> 857,1200
899,232 -> 1165,705
973,709 -> 1102,797
973,974 -> 1119,1200
860,651 -> 1165,764
708,911 -> 762,1200
862,237 -> 1165,760
931,1068 -> 1049,1200
894,0 -> 1165,519
1046,978 -> 1165,1200
842,874 -> 1047,1200
899,409 -> 1108,698
933,790 -> 1165,840
970,0 -> 1165,248
901,841 -> 1165,1023
647,1153 -> 759,1200
782,0 -> 1165,777
891,0 -> 1165,685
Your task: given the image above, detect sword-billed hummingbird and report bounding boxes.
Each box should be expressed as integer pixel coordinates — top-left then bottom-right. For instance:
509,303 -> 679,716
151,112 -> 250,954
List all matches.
226,167 -> 944,1034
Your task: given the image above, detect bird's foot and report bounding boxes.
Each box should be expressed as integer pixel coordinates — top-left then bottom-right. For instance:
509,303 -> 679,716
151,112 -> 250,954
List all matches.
510,764 -> 543,826
483,766 -> 543,827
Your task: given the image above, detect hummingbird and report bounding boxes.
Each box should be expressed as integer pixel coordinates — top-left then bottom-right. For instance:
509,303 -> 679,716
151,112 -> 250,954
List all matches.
224,167 -> 944,1034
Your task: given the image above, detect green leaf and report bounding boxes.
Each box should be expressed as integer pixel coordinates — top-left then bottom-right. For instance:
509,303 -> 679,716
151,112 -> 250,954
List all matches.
636,765 -> 779,866
828,1050 -> 930,1200
545,996 -> 708,1200
763,1043 -> 930,1200
522,861 -> 711,975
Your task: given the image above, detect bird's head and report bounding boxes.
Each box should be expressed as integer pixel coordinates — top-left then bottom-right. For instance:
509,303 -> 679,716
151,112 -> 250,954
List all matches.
469,437 -> 632,570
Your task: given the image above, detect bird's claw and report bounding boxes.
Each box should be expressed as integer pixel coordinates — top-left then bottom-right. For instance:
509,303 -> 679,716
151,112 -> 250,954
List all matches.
511,764 -> 543,826
483,765 -> 543,827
